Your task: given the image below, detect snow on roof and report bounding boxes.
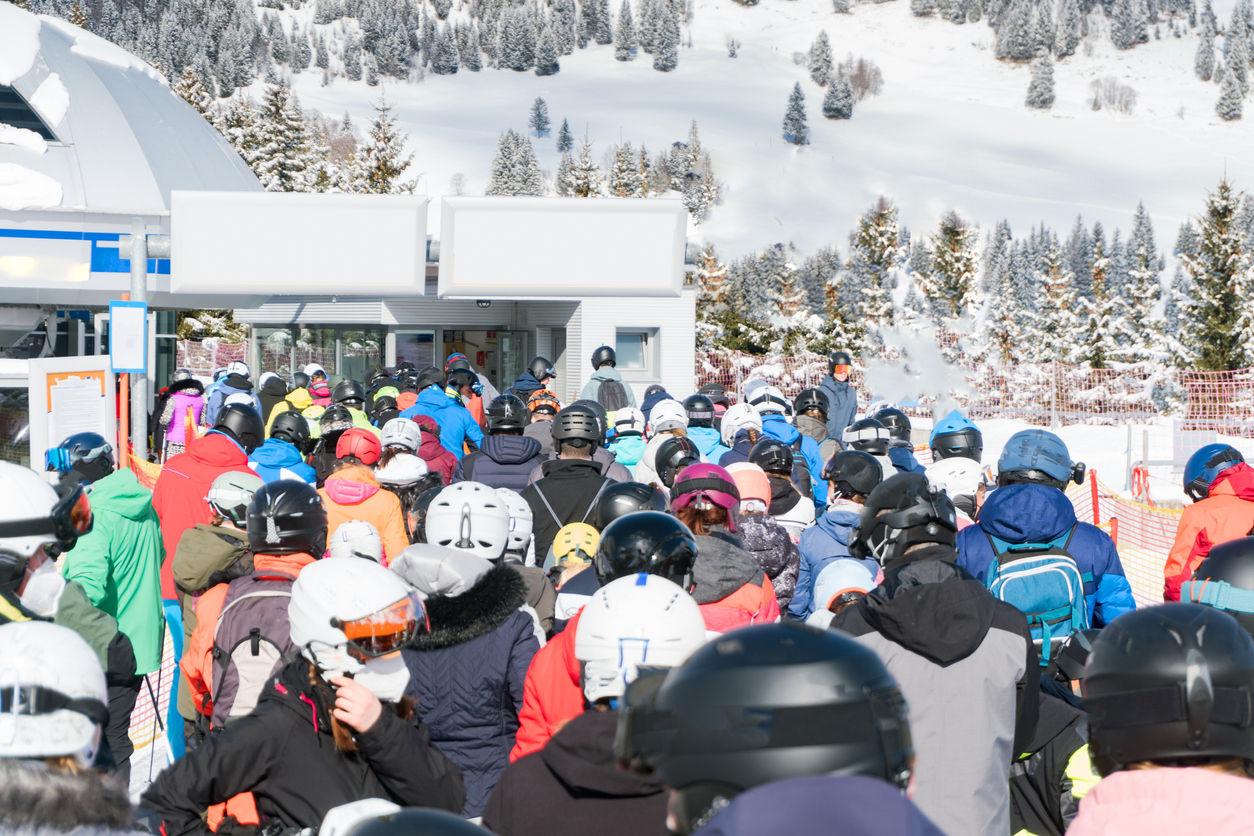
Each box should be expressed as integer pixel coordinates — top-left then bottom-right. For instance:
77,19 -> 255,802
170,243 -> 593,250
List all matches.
0,5 -> 260,216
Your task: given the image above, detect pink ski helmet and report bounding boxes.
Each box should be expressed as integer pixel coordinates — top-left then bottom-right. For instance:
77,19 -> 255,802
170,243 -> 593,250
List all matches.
670,463 -> 741,512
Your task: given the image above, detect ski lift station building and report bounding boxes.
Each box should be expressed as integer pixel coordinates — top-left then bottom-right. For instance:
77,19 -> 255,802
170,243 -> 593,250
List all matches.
0,3 -> 696,463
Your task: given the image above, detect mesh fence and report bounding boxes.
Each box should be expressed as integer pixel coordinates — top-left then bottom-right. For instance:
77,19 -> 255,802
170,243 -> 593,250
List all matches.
176,340 -> 249,379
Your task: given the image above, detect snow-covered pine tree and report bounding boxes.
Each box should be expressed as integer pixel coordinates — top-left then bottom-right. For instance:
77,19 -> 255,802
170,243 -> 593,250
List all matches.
554,0 -> 576,54
809,30 -> 833,85
912,0 -> 936,16
366,55 -> 379,86
315,34 -> 330,69
637,0 -> 657,53
175,67 -> 213,119
535,21 -> 560,75
1111,0 -> 1145,48
638,145 -> 653,197
1216,63 -> 1243,119
555,150 -> 575,196
653,0 -> 679,70
576,5 -> 589,48
1195,11 -> 1215,79
432,23 -> 460,74
968,0 -> 985,22
254,84 -> 314,192
1075,243 -> 1121,368
1179,179 -> 1253,369
463,22 -> 484,70
556,118 -> 574,152
1026,55 -> 1056,107
782,83 -> 809,144
822,69 -> 854,118
1228,34 -> 1250,95
995,0 -> 1036,59
608,142 -> 644,197
695,244 -> 731,351
848,198 -> 902,348
1123,201 -> 1164,361
486,131 -> 517,194
344,34 -> 364,80
529,99 -> 551,137
926,211 -> 980,319
350,98 -> 417,194
615,0 -> 636,59
1164,264 -> 1193,367
569,136 -> 603,196
1034,0 -> 1056,54
1175,220 -> 1199,260
1065,215 -> 1093,299
1056,0 -> 1081,55
594,0 -> 614,43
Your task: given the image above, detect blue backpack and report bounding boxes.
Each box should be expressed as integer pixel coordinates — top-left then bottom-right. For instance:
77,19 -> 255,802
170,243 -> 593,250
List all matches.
983,526 -> 1090,665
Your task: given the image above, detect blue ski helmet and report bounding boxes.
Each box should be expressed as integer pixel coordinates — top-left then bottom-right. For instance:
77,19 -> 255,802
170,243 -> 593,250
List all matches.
1183,443 -> 1245,503
997,429 -> 1084,489
929,410 -> 983,463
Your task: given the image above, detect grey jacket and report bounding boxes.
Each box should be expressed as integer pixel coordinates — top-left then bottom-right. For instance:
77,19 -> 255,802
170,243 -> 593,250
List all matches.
819,375 -> 858,440
830,547 -> 1038,836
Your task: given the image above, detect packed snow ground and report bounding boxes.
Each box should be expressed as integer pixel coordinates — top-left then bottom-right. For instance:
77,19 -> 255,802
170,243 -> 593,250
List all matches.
275,0 -> 1254,256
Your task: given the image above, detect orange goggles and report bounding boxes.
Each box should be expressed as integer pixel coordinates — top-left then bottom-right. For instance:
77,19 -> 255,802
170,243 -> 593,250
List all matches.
0,483 -> 93,544
832,365 -> 853,375
331,592 -> 428,661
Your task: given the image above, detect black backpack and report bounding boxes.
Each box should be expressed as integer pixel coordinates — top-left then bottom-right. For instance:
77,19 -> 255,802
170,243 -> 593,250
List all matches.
595,379 -> 629,412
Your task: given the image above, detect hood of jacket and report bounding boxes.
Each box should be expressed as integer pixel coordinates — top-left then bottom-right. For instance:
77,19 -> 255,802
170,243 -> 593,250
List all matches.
692,531 -> 765,605
252,552 -> 316,577
640,391 -> 673,417
590,367 -> 625,383
221,374 -> 253,394
814,505 -> 860,546
539,709 -> 667,798
687,426 -> 725,458
733,514 -> 795,579
260,376 -> 288,398
262,656 -> 336,735
415,386 -> 457,414
795,414 -> 828,443
539,458 -> 606,480
511,371 -> 544,394
767,475 -> 802,516
608,434 -> 648,464
89,467 -> 154,520
285,388 -> 314,410
251,437 -> 306,469
1067,767 -> 1254,836
323,465 -> 381,505
482,434 -> 542,465
173,524 -> 250,594
189,430 -> 249,468
1210,462 -> 1254,501
761,414 -> 801,445
850,547 -> 996,666
979,483 -> 1077,545
408,564 -> 528,651
167,378 -> 204,397
413,416 -> 449,456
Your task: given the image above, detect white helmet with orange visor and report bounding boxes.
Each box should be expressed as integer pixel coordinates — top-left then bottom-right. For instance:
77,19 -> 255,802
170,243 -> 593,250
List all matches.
0,463 -> 93,595
288,559 -> 428,702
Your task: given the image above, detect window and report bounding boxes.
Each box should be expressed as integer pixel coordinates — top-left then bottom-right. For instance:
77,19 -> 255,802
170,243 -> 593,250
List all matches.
0,86 -> 57,142
615,329 -> 658,379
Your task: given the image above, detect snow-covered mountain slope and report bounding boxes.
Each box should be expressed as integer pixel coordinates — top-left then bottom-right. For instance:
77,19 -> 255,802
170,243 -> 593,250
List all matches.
276,0 -> 1251,254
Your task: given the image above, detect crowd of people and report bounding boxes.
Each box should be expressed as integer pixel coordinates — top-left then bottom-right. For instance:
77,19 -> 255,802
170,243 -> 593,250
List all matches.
6,347 -> 1254,835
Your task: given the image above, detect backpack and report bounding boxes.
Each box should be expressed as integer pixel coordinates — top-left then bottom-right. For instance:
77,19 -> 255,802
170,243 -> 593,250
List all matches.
209,570 -> 297,728
595,379 -> 629,412
983,526 -> 1091,666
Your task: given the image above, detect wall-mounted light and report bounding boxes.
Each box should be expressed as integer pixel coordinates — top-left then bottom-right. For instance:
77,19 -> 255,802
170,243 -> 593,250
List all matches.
476,300 -> 491,309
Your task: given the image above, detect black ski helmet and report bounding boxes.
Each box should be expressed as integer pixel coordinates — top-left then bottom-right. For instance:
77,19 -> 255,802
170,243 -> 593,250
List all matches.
591,345 -> 617,369
748,437 -> 794,477
593,511 -> 698,589
486,394 -> 529,432
344,808 -> 492,836
821,450 -> 883,500
869,406 -> 911,442
415,366 -> 446,391
850,473 -> 958,566
1186,537 -> 1254,636
57,432 -> 115,484
366,367 -> 391,388
697,383 -> 727,397
214,403 -> 266,454
409,485 -> 445,544
794,388 -> 829,417
247,479 -> 328,556
828,351 -> 853,374
270,410 -> 311,450
931,429 -> 984,463
370,396 -> 399,427
843,418 -> 891,457
1082,603 -> 1254,777
319,404 -> 353,434
655,436 -> 701,488
291,371 -> 311,390
570,399 -> 609,439
682,394 -> 716,429
551,404 -> 603,448
448,368 -> 479,392
592,481 -> 670,529
618,622 -> 913,835
333,379 -> 366,407
528,356 -> 555,381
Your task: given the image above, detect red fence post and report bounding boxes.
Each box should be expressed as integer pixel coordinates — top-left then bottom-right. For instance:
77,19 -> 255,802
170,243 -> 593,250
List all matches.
1109,516 -> 1119,547
1090,468 -> 1100,527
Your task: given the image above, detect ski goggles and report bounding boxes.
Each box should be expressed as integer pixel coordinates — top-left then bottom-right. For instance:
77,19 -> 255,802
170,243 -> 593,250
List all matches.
332,591 -> 428,661
832,364 -> 853,375
0,483 -> 93,544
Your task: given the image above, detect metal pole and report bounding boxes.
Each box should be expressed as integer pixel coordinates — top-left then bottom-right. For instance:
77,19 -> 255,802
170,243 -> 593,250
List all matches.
1050,360 -> 1059,429
129,218 -> 148,461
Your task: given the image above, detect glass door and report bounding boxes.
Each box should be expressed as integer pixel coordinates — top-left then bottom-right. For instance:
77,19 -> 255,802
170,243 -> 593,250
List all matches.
396,330 -> 436,368
497,331 -> 529,394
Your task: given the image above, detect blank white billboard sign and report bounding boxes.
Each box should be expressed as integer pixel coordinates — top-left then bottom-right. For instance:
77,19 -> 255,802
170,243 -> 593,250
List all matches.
438,196 -> 686,298
170,191 -> 428,296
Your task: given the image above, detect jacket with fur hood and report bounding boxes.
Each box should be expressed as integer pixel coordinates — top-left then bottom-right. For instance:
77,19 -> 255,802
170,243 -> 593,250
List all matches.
393,548 -> 542,817
483,709 -> 669,836
152,377 -> 205,452
0,761 -> 136,835
830,546 -> 1038,836
142,657 -> 466,835
692,531 -> 781,634
317,464 -> 410,563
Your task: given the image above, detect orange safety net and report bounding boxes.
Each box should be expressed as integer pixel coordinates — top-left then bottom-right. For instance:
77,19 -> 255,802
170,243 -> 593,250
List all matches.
129,454 -> 162,491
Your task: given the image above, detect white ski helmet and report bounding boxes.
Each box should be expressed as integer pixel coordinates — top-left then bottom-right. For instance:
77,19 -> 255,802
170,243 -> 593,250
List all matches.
425,482 -> 511,561
720,402 -> 763,448
206,470 -> 265,526
327,520 -> 384,563
227,360 -> 250,378
0,621 -> 109,766
288,558 -> 426,678
647,400 -> 688,436
0,463 -> 88,592
376,453 -> 429,488
575,574 -> 707,704
926,456 -> 982,501
495,487 -> 534,554
381,418 -> 422,453
303,363 -> 327,378
748,385 -> 791,418
613,407 -> 646,436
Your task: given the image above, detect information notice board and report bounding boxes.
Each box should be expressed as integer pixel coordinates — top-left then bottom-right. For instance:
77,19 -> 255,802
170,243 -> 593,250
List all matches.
29,356 -> 118,471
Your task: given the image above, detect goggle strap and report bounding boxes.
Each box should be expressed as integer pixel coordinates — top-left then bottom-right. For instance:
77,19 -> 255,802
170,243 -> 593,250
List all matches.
1,684 -> 110,727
